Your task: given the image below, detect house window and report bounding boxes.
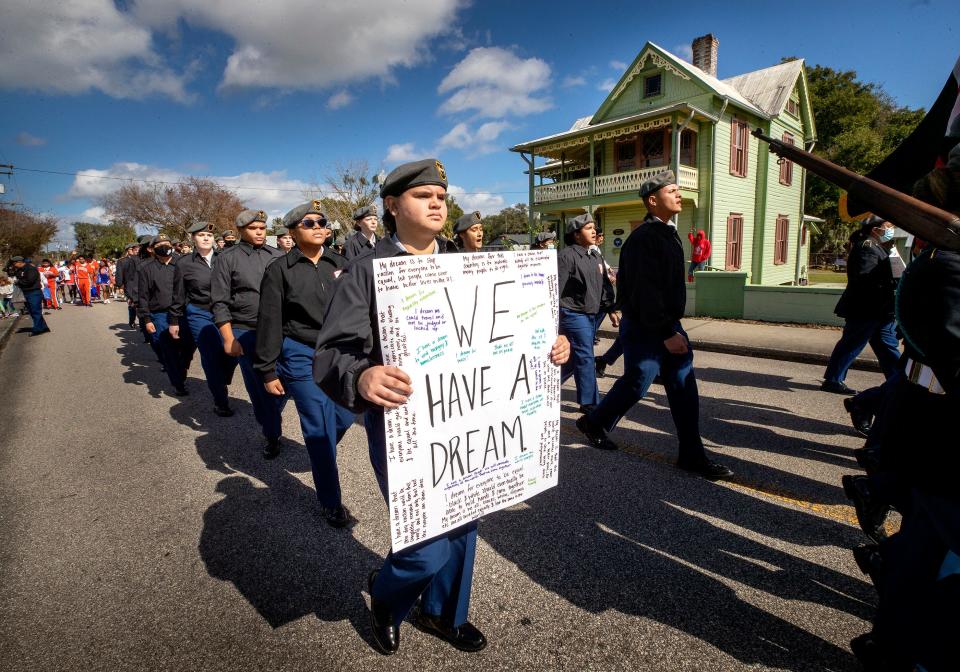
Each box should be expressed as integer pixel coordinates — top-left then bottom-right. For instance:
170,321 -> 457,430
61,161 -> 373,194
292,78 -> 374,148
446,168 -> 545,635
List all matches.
730,117 -> 749,177
726,214 -> 744,270
774,215 -> 790,265
644,74 -> 662,98
786,98 -> 799,116
615,136 -> 637,172
680,129 -> 697,166
639,129 -> 668,168
779,132 -> 794,186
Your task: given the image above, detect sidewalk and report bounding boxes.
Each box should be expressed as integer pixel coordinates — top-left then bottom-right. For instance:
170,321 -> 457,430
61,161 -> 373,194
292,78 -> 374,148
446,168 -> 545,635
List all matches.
598,316 -> 881,372
0,314 -> 21,355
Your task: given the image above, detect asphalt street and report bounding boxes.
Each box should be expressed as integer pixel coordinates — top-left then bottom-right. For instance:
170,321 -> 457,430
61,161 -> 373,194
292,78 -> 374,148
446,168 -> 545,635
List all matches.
0,303 -> 883,671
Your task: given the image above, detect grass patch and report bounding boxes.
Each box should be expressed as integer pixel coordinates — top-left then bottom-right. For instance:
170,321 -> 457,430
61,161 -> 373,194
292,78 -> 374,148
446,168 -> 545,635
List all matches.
808,270 -> 847,285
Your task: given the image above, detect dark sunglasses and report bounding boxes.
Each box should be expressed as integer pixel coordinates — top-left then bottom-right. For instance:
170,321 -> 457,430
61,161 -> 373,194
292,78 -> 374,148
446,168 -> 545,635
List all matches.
298,219 -> 328,229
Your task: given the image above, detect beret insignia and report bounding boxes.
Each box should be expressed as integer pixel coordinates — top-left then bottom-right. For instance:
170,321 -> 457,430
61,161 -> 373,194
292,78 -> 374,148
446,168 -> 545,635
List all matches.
435,160 -> 446,181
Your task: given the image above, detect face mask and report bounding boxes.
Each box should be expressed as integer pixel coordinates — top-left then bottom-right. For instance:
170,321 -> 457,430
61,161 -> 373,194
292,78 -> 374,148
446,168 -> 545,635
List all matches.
223,240 -> 236,247
879,228 -> 895,243
155,246 -> 173,258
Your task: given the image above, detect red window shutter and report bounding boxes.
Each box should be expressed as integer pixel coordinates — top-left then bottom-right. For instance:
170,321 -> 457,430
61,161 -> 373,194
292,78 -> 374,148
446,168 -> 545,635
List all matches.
741,122 -> 749,178
779,133 -> 794,185
725,215 -> 734,268
730,119 -> 738,175
774,216 -> 789,264
726,214 -> 743,270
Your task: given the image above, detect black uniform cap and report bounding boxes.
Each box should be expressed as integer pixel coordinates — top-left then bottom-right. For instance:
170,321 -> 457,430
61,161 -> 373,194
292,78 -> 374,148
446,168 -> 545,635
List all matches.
352,204 -> 378,220
152,234 -> 173,246
565,213 -> 595,235
187,221 -> 216,234
221,230 -> 237,239
639,170 -> 677,198
235,209 -> 267,228
454,211 -> 482,235
137,234 -> 154,246
10,256 -> 24,262
282,200 -> 328,229
379,159 -> 447,198
535,231 -> 557,244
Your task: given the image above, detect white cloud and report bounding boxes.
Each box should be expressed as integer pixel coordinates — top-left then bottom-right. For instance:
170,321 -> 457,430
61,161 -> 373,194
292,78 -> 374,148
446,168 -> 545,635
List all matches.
598,78 -> 616,93
447,184 -> 505,216
610,60 -> 627,70
561,76 -> 586,88
437,121 -> 512,156
326,90 -> 354,110
0,0 -> 194,102
65,163 -> 313,218
15,131 -> 46,147
81,206 -> 106,222
385,143 -> 431,165
674,43 -> 693,62
438,47 -> 551,118
134,0 -> 464,92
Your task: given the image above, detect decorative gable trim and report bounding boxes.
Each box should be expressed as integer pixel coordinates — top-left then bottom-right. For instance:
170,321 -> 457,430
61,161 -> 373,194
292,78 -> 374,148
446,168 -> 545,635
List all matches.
611,51 -> 690,101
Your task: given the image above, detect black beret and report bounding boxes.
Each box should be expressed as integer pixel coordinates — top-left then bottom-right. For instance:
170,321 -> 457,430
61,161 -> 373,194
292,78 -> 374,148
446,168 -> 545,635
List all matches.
235,209 -> 267,228
283,200 -> 328,229
137,234 -> 154,245
152,234 -> 172,246
535,231 -> 557,244
10,256 -> 24,262
379,158 -> 448,198
123,243 -> 136,250
639,170 -> 677,198
187,221 -> 216,234
352,204 -> 378,220
565,213 -> 595,235
221,230 -> 237,238
454,211 -> 482,235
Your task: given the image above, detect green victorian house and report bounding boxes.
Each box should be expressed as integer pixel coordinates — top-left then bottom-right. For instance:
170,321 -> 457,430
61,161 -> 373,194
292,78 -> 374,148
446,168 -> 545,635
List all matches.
510,35 -> 817,286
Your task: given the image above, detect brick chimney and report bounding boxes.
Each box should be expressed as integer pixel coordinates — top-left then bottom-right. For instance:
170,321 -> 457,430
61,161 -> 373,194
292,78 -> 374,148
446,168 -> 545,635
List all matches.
691,34 -> 719,77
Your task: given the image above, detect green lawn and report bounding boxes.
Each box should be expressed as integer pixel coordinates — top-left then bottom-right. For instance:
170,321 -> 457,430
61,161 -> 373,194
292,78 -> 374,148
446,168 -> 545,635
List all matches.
808,270 -> 847,285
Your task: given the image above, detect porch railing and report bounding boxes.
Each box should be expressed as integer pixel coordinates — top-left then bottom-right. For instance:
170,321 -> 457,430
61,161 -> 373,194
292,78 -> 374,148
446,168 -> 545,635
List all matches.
534,165 -> 699,205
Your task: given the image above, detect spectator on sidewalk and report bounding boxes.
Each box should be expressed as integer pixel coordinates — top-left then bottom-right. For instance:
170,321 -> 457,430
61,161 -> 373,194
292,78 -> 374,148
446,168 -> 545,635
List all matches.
11,256 -> 50,336
0,275 -> 15,317
687,229 -> 711,282
822,215 -> 902,395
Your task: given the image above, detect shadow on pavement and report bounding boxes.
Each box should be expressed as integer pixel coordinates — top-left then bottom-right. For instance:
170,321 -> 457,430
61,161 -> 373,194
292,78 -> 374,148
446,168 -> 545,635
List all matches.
482,444 -> 868,672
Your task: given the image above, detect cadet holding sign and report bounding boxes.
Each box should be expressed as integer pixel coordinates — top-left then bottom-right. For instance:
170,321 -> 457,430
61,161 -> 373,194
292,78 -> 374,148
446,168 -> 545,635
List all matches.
313,158 -> 570,656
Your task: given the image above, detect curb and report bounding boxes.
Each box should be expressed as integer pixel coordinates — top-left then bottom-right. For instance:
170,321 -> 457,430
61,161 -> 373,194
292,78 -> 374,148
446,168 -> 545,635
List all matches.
597,328 -> 882,373
0,315 -> 21,357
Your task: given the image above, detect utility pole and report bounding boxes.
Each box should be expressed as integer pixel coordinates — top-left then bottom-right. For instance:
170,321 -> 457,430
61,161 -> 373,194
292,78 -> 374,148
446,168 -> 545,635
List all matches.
0,164 -> 19,207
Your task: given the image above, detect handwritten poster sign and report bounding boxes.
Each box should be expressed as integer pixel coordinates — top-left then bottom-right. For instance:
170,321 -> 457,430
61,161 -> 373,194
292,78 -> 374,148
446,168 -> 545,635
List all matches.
373,250 -> 561,551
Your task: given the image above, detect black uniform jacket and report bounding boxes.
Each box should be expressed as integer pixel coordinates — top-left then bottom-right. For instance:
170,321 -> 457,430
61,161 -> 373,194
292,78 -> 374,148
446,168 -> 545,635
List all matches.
615,213 -> 686,341
557,244 -> 605,315
14,263 -> 41,291
897,246 -> 960,396
313,235 -> 449,413
136,257 -> 178,322
834,237 -> 896,320
343,231 -> 377,260
210,241 -> 283,329
169,250 -> 217,326
125,252 -> 151,305
254,246 -> 345,383
114,255 -> 133,289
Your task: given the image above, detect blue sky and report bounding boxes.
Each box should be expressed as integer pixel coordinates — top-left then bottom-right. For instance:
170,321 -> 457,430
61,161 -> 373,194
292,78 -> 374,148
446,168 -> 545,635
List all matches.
1,0 -> 958,244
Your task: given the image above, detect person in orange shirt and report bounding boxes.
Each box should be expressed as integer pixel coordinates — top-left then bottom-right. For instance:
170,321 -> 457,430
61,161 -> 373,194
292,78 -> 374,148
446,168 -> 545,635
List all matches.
87,258 -> 101,302
39,259 -> 60,309
74,256 -> 92,307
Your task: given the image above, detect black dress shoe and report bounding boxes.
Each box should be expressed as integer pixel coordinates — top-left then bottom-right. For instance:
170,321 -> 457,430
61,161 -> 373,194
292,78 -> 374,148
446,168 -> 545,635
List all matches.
213,404 -> 235,417
821,380 -> 857,395
575,415 -> 618,451
676,459 -> 734,481
320,504 -> 356,529
262,438 -> 281,460
413,612 -> 487,653
843,397 -> 872,437
852,543 -> 884,588
595,356 -> 607,377
842,475 -> 889,542
368,571 -> 399,655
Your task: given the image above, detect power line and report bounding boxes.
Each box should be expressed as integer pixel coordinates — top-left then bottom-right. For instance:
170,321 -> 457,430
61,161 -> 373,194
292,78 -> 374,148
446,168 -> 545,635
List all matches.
12,166 -> 529,196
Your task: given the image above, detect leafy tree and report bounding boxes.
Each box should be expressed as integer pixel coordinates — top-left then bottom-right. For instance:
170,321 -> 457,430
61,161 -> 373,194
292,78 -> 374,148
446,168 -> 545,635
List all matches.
73,220 -> 136,257
305,161 -> 382,234
803,64 -> 925,258
97,177 -> 246,241
443,194 -> 464,239
0,208 -> 58,258
482,203 -> 530,242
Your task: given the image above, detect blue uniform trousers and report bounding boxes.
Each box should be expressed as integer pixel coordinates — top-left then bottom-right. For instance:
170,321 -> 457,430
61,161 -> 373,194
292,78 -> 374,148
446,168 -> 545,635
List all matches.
150,311 -> 195,390
364,409 -> 478,628
824,316 -> 900,383
233,327 -> 284,441
276,337 -> 354,509
185,304 -> 237,409
588,317 -> 707,464
23,289 -> 48,334
559,308 -> 600,407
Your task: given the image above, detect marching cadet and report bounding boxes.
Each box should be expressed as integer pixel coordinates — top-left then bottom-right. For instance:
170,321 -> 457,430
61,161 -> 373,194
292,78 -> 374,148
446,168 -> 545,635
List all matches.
313,159 -> 570,655
253,202 -> 356,528
127,234 -> 156,343
575,171 -> 732,479
215,235 -> 225,251
169,221 -> 238,417
211,209 -> 285,458
275,229 -> 295,253
221,230 -> 238,248
115,243 -> 140,326
137,234 -> 195,396
343,204 -> 379,260
453,211 -> 484,252
532,231 -> 556,249
556,213 -> 613,413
